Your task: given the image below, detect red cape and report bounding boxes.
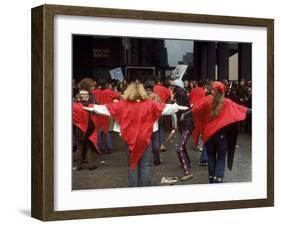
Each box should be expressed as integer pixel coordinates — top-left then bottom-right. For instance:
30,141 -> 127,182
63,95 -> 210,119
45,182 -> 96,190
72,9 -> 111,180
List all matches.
91,89 -> 120,133
72,102 -> 100,152
192,96 -> 247,143
189,87 -> 206,145
106,100 -> 165,170
72,102 -> 90,134
189,87 -> 205,105
153,84 -> 171,103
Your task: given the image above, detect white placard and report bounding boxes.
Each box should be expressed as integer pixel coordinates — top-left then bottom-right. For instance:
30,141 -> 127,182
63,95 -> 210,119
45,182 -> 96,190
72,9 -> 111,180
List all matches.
171,64 -> 188,80
110,67 -> 124,81
54,15 -> 267,211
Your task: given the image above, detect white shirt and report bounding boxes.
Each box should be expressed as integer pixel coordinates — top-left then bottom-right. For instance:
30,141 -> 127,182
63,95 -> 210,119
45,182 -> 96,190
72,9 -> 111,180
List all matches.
92,103 -> 184,132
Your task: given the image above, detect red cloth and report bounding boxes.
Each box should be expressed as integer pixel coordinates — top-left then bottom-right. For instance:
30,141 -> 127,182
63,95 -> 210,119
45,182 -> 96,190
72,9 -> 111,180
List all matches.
106,100 -> 165,170
192,95 -> 247,143
189,87 -> 206,145
72,102 -> 90,134
189,87 -> 205,105
153,84 -> 171,103
92,88 -> 120,104
91,89 -> 120,133
72,102 -> 99,148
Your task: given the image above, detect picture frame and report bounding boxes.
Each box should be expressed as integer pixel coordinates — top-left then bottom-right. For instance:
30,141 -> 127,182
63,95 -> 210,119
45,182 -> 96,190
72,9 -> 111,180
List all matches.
31,4 -> 274,221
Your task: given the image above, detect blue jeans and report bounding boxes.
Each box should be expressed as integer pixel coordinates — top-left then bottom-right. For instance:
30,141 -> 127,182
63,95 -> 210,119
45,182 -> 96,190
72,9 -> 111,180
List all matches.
128,143 -> 152,187
151,131 -> 161,164
158,117 -> 164,146
205,129 -> 228,181
176,129 -> 191,175
199,146 -> 208,163
98,130 -> 112,151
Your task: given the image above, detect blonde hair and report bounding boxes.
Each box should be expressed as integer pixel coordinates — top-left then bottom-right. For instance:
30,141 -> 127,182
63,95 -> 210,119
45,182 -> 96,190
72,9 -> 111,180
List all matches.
122,82 -> 148,101
211,90 -> 224,117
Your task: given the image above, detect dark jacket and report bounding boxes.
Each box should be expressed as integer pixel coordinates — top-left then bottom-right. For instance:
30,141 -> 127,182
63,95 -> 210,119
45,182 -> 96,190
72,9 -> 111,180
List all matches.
173,86 -> 194,131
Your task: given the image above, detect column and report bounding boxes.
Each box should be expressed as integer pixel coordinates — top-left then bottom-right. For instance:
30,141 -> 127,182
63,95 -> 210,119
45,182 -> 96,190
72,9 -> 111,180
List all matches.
238,43 -> 252,81
207,42 -> 216,80
217,42 -> 229,80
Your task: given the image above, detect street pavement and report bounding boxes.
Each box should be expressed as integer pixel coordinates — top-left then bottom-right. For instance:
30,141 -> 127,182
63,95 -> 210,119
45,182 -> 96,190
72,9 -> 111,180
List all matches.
72,131 -> 252,190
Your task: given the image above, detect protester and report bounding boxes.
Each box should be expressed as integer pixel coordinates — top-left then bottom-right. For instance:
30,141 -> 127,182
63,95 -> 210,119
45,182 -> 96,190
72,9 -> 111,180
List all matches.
153,79 -> 172,152
188,81 -> 249,183
83,82 -> 188,187
171,79 -> 194,181
90,79 -> 120,154
144,80 -> 163,165
72,90 -> 100,170
188,80 -> 208,166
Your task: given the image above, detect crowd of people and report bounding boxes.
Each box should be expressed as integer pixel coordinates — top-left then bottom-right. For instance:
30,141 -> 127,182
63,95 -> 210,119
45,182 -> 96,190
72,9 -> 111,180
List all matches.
72,75 -> 251,187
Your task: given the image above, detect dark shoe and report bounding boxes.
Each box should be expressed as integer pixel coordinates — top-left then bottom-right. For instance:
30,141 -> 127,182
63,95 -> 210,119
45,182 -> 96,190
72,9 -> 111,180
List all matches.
154,161 -> 161,166
88,165 -> 98,170
198,161 -> 208,166
213,177 -> 223,183
209,176 -> 214,183
105,149 -> 112,154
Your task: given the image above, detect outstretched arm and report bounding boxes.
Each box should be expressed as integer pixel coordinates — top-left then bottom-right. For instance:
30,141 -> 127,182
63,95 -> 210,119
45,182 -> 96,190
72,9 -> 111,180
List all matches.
161,103 -> 188,116
83,105 -> 111,116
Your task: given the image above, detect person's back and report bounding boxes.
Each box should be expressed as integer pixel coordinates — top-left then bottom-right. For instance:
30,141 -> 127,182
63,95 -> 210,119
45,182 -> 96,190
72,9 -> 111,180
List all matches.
83,82 -> 189,185
92,88 -> 119,104
106,100 -> 163,135
192,89 -> 247,143
173,86 -> 193,131
154,83 -> 171,103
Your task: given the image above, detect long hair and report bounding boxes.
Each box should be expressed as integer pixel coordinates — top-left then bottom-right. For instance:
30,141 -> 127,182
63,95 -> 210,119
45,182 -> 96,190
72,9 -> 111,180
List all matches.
122,82 -> 148,101
211,90 -> 224,117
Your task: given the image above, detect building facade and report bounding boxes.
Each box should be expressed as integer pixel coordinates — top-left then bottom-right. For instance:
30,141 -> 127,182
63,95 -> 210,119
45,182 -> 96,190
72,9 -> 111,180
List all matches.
73,35 -> 251,82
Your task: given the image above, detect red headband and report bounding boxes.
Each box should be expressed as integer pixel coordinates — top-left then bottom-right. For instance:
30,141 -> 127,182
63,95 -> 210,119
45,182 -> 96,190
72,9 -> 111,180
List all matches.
212,81 -> 227,94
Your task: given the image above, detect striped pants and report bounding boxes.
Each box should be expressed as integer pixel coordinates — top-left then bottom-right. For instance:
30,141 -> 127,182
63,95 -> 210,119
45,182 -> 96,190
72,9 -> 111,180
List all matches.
176,129 -> 192,175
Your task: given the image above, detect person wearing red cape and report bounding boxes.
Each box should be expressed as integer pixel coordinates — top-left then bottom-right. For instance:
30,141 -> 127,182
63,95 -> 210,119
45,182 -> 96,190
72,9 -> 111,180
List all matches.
84,82 -> 188,187
144,80 -> 163,166
185,81 -> 249,183
72,90 -> 100,170
188,80 -> 208,166
153,79 -> 172,152
90,80 -> 120,154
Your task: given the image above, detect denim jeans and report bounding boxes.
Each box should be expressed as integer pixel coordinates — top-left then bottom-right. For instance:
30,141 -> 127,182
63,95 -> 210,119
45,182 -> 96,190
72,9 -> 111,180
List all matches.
98,130 -> 112,151
205,129 -> 228,180
128,144 -> 152,187
199,146 -> 208,163
151,131 -> 161,164
176,129 -> 191,175
158,117 -> 164,146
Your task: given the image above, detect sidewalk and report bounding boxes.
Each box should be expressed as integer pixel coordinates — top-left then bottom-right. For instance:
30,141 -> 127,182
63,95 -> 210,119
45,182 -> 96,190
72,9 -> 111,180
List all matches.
72,132 -> 252,190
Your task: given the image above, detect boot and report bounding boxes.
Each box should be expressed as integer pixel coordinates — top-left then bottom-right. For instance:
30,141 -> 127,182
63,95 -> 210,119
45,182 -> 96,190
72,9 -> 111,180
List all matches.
213,176 -> 223,183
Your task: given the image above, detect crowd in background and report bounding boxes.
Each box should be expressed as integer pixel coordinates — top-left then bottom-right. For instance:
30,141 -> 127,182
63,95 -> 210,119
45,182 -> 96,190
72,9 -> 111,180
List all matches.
73,77 -> 252,134
74,77 -> 252,105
